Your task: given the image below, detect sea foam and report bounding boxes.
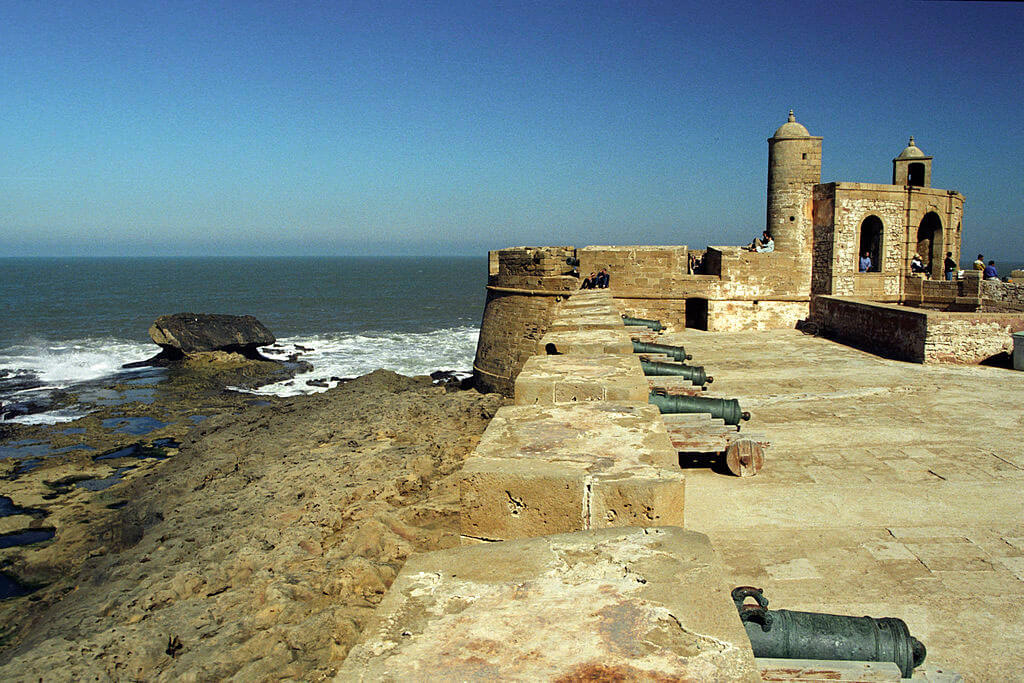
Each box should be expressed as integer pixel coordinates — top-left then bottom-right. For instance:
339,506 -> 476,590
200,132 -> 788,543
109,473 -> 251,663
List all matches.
238,326 -> 480,396
0,339 -> 155,387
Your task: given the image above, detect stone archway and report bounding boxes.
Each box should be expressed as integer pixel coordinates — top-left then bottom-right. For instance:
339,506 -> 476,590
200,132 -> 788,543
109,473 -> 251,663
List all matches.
916,212 -> 943,278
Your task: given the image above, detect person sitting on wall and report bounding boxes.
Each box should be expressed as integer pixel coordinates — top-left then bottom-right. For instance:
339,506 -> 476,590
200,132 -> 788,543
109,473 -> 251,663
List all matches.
983,260 -> 999,280
747,230 -> 772,252
943,252 -> 958,281
596,268 -> 610,288
910,253 -> 927,274
580,272 -> 597,289
973,254 -> 985,271
755,235 -> 774,253
859,251 -> 872,272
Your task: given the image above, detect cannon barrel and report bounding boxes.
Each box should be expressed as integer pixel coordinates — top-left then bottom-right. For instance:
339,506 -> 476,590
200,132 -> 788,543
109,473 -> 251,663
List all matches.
640,360 -> 712,386
621,315 -> 664,332
565,256 -> 580,266
648,391 -> 749,425
732,587 -> 925,678
631,340 -> 692,361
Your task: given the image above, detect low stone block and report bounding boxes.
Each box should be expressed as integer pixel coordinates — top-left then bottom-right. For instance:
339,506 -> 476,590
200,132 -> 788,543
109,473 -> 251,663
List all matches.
538,328 -> 634,355
335,526 -> 759,682
514,354 -> 648,405
460,455 -> 684,542
547,311 -> 626,332
475,403 -> 678,469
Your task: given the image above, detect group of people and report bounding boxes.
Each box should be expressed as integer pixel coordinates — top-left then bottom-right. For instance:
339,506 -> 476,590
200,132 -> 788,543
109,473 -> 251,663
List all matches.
745,230 -> 774,253
580,268 -> 610,289
909,252 -> 1000,280
974,254 -> 1000,280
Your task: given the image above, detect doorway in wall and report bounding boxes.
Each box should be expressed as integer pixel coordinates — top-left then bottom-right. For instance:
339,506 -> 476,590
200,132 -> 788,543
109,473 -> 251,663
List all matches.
858,215 -> 883,272
916,212 -> 943,277
685,298 -> 708,330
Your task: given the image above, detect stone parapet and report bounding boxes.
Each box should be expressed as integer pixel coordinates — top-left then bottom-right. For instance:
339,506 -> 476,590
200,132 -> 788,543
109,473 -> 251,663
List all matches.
335,526 -> 758,682
812,295 -> 1024,363
547,311 -> 627,332
514,354 -> 649,405
538,328 -> 634,355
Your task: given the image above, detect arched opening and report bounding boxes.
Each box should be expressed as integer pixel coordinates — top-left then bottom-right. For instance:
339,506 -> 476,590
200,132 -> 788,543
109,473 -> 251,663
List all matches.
858,215 -> 883,272
916,212 -> 943,277
907,162 -> 925,187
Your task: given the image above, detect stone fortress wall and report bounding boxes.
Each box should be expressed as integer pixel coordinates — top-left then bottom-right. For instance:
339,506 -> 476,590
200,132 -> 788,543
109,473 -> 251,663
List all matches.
472,112 -> 1020,397
341,290 -> 766,680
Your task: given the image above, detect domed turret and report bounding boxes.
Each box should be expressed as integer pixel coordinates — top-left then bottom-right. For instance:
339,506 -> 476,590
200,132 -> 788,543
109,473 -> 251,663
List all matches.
772,110 -> 810,139
896,136 -> 926,160
766,111 -> 822,261
892,136 -> 933,187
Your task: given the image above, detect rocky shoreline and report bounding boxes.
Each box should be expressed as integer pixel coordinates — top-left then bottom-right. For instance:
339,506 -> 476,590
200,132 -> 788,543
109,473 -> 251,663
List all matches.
0,363 -> 502,679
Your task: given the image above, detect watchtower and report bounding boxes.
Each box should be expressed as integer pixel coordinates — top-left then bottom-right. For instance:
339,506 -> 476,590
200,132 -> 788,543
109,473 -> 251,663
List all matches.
766,110 -> 822,256
892,136 -> 933,187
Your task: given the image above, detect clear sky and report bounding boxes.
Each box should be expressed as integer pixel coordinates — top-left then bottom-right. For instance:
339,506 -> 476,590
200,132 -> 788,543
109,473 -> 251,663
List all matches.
2,1 -> 1022,260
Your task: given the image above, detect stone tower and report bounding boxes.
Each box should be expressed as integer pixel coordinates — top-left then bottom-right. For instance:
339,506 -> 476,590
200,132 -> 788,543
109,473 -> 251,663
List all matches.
766,110 -> 822,255
892,136 -> 933,187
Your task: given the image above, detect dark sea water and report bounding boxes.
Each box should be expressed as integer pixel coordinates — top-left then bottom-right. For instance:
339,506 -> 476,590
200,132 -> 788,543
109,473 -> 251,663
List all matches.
0,256 -> 487,421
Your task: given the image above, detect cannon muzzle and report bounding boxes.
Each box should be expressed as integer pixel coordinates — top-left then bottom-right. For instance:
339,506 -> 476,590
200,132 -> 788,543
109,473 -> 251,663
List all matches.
640,360 -> 712,386
732,586 -> 926,678
621,315 -> 664,332
632,340 -> 692,362
648,391 -> 748,425
565,256 -> 580,266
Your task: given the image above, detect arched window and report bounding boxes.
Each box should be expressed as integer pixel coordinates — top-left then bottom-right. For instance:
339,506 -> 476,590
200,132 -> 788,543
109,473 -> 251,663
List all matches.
858,215 -> 883,273
907,163 -> 925,187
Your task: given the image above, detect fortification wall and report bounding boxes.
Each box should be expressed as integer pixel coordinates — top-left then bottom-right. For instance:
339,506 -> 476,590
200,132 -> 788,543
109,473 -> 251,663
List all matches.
813,295 -> 1024,363
473,247 -> 577,396
812,297 -> 927,361
982,280 -> 1024,313
580,245 -> 807,332
708,300 -> 810,332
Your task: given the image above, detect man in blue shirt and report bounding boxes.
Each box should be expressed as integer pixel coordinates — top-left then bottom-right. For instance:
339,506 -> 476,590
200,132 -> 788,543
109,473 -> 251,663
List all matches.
983,261 -> 999,280
859,251 -> 872,272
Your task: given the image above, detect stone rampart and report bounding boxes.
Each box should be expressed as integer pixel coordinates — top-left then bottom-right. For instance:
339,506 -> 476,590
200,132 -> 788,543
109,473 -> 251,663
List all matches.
338,289 -> 760,679
813,295 -> 1024,363
336,527 -> 758,681
473,247 -> 578,396
981,279 -> 1024,313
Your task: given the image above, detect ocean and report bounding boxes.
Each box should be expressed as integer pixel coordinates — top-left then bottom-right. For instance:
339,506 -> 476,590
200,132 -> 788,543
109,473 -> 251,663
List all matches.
0,256 -> 487,423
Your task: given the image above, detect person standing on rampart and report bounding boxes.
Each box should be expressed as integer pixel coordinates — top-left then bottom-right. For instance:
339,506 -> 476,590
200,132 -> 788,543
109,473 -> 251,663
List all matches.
943,252 -> 957,281
859,251 -> 872,272
973,254 -> 985,271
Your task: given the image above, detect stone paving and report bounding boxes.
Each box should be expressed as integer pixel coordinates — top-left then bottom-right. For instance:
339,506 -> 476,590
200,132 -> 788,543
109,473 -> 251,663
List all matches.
666,328 -> 1024,680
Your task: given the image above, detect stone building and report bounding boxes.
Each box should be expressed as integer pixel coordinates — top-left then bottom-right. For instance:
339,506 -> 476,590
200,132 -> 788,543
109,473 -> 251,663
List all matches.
472,113 -> 1023,396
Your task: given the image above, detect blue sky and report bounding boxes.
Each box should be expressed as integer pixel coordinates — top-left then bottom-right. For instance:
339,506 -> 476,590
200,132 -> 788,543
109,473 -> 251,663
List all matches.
2,1 -> 1022,260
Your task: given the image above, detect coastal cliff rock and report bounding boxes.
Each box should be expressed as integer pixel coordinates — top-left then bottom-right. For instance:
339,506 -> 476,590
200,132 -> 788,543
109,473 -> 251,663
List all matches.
149,313 -> 276,358
0,370 -> 504,680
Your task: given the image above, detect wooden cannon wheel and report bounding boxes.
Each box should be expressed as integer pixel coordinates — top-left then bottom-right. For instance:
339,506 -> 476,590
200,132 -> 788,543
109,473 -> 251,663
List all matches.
725,439 -> 764,477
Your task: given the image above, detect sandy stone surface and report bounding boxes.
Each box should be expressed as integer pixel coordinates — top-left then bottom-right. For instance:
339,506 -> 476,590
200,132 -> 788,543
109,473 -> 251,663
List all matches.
0,370 -> 503,681
668,328 -> 1024,681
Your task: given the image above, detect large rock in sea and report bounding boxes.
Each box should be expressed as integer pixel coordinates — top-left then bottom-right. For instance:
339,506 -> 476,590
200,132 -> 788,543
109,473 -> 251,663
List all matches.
149,313 -> 275,358
125,313 -> 309,390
